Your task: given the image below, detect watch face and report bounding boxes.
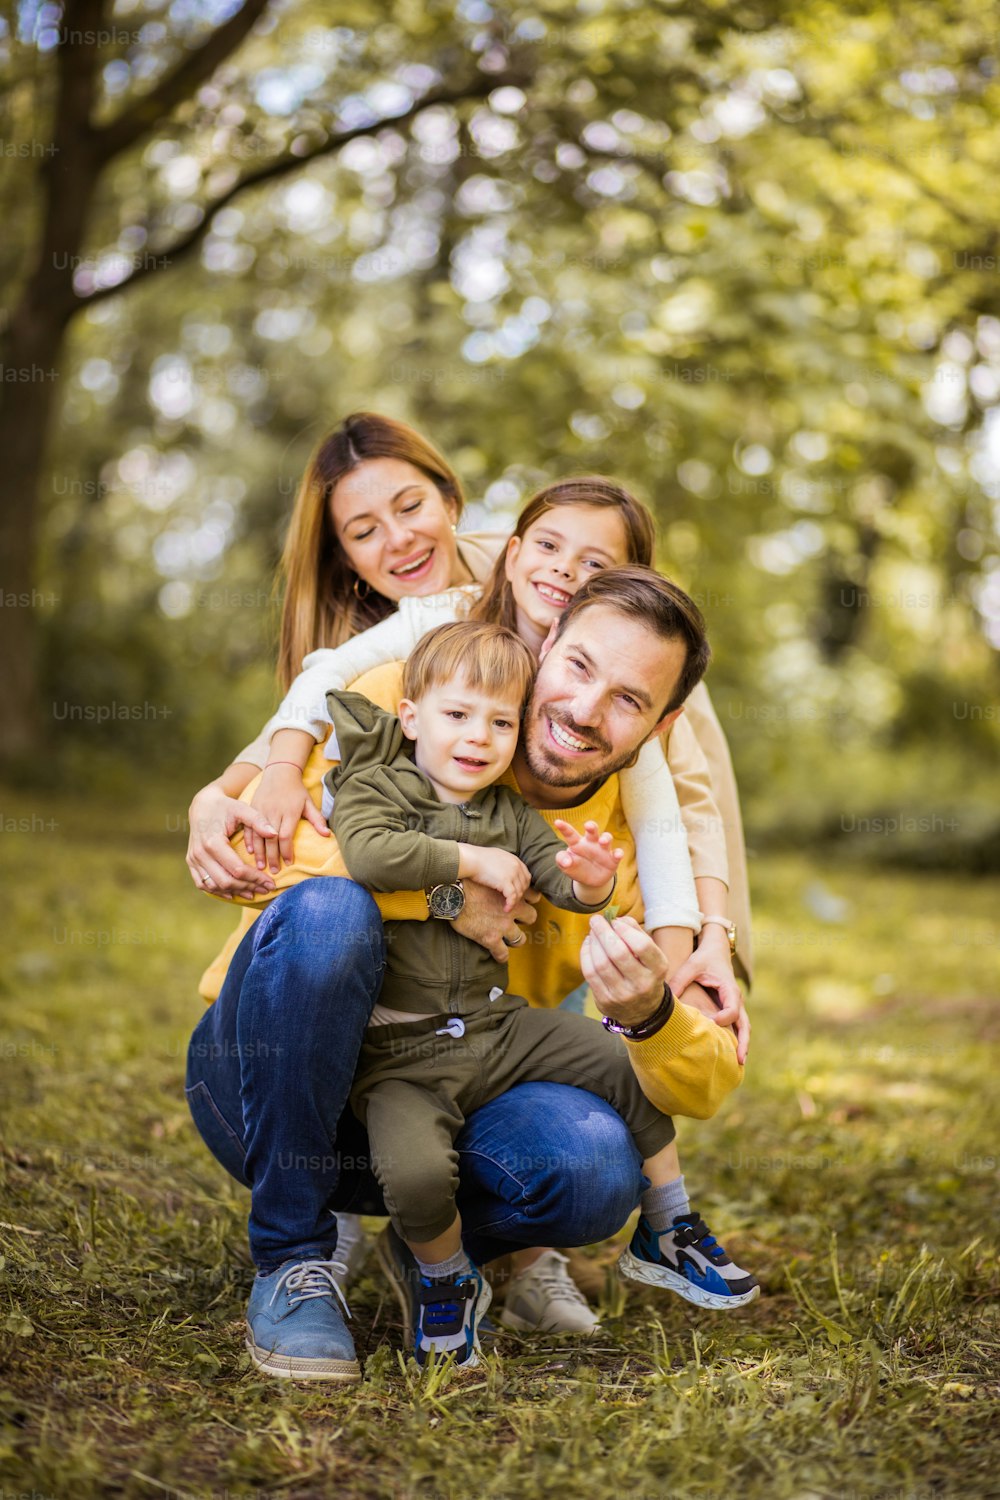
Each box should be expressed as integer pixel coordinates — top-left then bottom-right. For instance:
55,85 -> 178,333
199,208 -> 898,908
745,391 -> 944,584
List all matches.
430,883 -> 465,919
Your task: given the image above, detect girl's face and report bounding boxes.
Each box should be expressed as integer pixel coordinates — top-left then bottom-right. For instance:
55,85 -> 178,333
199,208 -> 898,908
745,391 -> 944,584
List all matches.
504,504 -> 631,651
331,457 -> 460,602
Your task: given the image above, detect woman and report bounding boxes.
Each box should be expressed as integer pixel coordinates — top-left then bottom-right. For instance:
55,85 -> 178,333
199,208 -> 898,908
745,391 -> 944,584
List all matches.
184,415 -> 751,1377
186,412 -> 507,901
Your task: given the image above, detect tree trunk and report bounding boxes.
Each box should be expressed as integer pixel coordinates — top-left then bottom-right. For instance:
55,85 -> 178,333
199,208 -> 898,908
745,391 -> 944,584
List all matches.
0,0 -> 105,761
0,312 -> 67,758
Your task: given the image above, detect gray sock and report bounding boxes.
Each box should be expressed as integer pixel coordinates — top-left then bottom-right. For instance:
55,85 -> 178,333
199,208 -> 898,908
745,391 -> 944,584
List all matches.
641,1175 -> 690,1232
415,1247 -> 473,1283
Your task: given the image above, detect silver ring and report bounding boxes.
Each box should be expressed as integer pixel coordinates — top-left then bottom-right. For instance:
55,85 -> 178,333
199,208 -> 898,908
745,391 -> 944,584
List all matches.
503,931 -> 525,948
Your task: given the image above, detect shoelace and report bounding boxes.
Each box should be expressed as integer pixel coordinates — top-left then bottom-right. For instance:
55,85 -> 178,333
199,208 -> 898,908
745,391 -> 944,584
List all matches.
521,1254 -> 590,1306
270,1257 -> 352,1319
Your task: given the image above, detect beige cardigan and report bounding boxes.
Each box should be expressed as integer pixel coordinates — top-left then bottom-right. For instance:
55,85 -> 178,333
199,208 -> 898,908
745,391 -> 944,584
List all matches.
223,527 -> 753,987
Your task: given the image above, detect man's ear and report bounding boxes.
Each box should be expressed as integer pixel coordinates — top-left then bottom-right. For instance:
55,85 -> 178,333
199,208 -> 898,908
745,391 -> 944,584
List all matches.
648,704 -> 684,742
538,619 -> 559,660
397,698 -> 419,741
503,533 -> 521,583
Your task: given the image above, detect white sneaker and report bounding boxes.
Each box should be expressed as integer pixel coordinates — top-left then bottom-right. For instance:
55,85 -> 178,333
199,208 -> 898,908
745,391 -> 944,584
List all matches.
333,1213 -> 370,1288
499,1250 -> 600,1334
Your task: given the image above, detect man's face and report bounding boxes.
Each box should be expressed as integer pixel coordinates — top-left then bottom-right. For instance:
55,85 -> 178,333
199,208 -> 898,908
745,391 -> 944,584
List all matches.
521,603 -> 686,789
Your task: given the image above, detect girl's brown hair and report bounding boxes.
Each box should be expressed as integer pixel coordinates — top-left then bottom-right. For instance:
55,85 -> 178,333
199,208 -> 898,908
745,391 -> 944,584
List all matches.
277,413 -> 465,690
469,476 -> 655,632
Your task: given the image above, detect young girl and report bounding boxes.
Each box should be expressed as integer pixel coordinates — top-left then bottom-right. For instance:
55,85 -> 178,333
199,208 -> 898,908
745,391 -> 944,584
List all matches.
205,477 -> 757,1331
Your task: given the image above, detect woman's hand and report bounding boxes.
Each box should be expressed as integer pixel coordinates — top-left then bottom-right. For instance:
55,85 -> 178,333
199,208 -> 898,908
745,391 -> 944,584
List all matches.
249,765 -> 331,873
186,782 -> 280,900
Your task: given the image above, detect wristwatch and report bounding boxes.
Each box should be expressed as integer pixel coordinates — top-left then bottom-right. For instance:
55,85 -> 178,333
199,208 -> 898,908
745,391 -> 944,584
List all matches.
427,881 -> 465,920
700,915 -> 737,956
602,983 -> 675,1041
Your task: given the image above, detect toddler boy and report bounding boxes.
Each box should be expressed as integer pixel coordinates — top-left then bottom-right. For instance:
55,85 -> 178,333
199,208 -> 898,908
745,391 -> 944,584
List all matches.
326,620 -> 694,1368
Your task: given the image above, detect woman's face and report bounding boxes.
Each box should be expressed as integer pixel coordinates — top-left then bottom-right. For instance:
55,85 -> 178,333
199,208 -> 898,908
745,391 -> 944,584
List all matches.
331,457 -> 460,602
504,504 -> 631,645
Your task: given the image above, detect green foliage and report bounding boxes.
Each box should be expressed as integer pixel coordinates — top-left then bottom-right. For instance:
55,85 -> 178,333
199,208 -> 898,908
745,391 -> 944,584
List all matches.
3,0 -> 999,829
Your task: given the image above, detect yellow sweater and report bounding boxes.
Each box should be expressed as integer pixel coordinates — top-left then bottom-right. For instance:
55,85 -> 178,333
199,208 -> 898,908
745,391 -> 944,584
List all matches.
198,663 -> 743,1119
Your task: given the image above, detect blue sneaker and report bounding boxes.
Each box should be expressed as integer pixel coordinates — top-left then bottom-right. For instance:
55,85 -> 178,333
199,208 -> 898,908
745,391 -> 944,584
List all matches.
415,1265 -> 492,1369
375,1225 -> 498,1354
246,1256 -> 361,1381
618,1212 -> 760,1310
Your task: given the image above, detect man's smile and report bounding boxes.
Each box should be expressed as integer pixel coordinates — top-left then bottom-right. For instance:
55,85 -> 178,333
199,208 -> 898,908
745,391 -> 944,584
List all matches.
543,713 -> 608,757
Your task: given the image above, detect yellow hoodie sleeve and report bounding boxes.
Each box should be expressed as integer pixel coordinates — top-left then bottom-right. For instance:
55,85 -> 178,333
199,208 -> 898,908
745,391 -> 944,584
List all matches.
623,1000 -> 743,1119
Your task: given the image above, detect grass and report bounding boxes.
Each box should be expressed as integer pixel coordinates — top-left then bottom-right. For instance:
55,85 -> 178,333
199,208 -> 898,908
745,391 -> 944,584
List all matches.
1,778 -> 998,1500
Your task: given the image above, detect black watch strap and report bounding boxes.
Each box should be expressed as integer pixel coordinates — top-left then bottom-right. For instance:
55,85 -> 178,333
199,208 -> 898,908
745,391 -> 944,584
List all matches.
602,983 -> 675,1041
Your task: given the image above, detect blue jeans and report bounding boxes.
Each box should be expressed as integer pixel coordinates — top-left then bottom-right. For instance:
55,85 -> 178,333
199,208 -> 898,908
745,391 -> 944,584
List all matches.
186,878 -> 645,1273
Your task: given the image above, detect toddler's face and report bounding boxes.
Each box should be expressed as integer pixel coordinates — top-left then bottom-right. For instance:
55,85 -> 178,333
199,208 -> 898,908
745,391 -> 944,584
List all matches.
398,674 -> 523,803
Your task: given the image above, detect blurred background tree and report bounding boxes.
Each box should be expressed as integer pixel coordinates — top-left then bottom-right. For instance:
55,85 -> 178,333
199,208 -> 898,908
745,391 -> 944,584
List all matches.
1,0 -> 997,860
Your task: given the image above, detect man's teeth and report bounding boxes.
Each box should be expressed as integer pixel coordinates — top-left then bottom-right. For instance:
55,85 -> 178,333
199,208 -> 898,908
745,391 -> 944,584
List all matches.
536,583 -> 570,604
549,719 -> 591,752
392,550 -> 432,576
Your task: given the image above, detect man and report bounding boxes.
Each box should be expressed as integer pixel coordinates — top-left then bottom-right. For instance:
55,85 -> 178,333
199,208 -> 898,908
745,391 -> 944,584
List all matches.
185,566 -> 751,1381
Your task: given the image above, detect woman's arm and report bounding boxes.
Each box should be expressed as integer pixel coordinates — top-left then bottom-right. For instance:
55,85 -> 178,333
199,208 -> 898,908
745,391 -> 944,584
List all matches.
185,590 -> 476,893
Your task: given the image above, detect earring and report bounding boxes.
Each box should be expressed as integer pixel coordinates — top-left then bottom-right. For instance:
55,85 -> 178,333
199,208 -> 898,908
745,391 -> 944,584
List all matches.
353,576 -> 371,600
450,522 -> 457,534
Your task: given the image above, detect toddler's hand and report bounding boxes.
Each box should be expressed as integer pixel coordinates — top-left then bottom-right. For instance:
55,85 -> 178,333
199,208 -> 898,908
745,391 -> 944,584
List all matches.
553,818 -> 623,893
462,846 -> 532,912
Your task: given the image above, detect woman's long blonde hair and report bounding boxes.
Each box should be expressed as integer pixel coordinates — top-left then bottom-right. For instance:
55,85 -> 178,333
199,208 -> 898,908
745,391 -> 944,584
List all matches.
277,413 -> 465,690
470,476 -> 655,631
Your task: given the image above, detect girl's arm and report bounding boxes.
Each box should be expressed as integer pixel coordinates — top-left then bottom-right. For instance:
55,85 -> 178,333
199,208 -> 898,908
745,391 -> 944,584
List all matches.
238,587 -> 477,767
620,737 -> 702,933
657,718 -> 750,1063
665,712 -> 730,886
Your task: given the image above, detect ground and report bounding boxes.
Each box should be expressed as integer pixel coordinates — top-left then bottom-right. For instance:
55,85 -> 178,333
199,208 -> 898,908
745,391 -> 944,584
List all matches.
1,782 -> 998,1499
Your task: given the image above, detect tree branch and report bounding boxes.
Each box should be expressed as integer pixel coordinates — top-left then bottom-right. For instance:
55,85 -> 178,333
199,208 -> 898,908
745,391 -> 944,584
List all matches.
93,0 -> 273,164
74,68 -> 530,314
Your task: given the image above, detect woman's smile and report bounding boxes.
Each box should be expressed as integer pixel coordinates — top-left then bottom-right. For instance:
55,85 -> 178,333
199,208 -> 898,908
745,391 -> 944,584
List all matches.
389,547 -> 436,581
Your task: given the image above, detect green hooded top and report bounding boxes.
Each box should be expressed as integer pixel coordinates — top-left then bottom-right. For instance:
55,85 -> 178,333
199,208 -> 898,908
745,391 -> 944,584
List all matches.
324,690 -> 609,1016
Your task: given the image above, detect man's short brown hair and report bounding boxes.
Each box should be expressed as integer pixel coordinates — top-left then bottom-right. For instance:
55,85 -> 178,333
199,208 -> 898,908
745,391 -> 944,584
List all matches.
402,620 -> 536,708
552,566 -> 711,714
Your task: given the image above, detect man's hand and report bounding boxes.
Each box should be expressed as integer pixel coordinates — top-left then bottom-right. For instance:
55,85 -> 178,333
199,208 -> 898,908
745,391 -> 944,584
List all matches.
671,931 -> 750,1064
186,783 -> 279,900
452,880 -> 541,963
553,818 -> 623,897
580,913 -> 668,1030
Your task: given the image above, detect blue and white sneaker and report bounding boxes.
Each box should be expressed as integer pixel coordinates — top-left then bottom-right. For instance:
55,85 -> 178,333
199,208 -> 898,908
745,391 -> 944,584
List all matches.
618,1212 -> 760,1310
414,1266 -> 493,1369
246,1256 -> 361,1381
375,1225 -> 498,1353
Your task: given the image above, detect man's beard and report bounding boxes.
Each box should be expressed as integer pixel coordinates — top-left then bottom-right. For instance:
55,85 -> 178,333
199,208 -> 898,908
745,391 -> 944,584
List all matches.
521,702 -> 639,790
